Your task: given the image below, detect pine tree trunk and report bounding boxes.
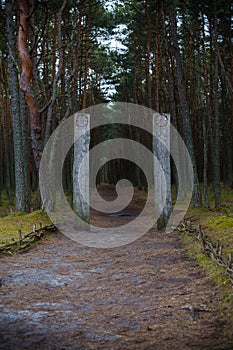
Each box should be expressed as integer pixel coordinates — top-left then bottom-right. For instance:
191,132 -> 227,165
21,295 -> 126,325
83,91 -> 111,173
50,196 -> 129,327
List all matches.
199,14 -> 209,207
145,0 -> 151,109
154,1 -> 160,111
6,0 -> 31,212
44,0 -> 67,144
82,2 -> 91,109
202,109 -> 209,208
18,0 -> 42,173
212,9 -> 221,207
168,1 -> 202,206
161,4 -> 180,198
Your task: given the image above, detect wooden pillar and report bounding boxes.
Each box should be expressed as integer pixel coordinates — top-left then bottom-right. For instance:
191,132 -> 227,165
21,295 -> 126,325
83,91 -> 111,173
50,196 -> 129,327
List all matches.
153,113 -> 172,231
73,113 -> 90,227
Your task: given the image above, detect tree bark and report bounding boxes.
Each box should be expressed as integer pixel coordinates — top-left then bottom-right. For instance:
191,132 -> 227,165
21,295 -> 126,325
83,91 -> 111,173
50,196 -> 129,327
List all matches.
155,6 -> 159,111
6,0 -> 31,212
145,0 -> 152,109
161,4 -> 180,198
44,0 -> 68,144
168,1 -> 202,206
82,1 -> 91,109
199,14 -> 210,207
18,0 -> 42,173
212,8 -> 221,207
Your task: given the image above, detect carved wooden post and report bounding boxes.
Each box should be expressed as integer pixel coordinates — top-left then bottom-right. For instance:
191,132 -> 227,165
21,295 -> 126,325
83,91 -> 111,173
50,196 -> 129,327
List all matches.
73,113 -> 90,227
153,113 -> 172,231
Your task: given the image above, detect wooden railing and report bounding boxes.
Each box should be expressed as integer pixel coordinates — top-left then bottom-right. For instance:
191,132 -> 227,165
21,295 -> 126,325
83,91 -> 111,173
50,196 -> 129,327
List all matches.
0,224 -> 56,256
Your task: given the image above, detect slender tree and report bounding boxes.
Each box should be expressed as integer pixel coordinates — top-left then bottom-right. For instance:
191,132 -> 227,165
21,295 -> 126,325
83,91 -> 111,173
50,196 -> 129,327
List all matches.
168,0 -> 202,206
6,0 -> 30,212
18,0 -> 42,172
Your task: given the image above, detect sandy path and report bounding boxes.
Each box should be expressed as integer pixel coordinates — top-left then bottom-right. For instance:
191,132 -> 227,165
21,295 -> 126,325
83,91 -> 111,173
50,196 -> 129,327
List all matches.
0,225 -> 232,350
0,185 -> 232,349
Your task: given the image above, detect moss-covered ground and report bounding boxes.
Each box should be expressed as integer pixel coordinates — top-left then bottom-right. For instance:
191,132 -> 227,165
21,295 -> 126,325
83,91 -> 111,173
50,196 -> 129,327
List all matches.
0,210 -> 51,246
186,184 -> 233,253
183,185 -> 233,320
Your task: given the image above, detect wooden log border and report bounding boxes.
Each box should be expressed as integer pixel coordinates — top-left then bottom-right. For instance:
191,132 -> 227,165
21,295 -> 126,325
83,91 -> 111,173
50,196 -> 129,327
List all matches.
0,224 -> 56,256
177,220 -> 233,285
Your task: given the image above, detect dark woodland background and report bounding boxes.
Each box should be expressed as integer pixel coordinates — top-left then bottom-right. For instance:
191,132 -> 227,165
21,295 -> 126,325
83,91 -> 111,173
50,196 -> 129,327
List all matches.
0,0 -> 232,212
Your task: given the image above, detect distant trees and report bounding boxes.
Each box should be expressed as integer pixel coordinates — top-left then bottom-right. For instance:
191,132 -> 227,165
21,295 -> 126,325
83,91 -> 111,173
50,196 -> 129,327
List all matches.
167,0 -> 201,206
113,0 -> 233,206
0,0 -> 232,212
1,0 -> 114,211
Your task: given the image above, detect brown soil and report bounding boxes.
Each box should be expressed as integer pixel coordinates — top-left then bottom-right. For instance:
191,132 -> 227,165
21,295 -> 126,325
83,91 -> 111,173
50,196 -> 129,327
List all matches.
0,186 -> 232,350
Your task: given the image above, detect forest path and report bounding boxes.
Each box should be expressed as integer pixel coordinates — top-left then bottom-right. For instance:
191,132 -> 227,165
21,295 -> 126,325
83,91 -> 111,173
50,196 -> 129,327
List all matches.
0,187 -> 232,350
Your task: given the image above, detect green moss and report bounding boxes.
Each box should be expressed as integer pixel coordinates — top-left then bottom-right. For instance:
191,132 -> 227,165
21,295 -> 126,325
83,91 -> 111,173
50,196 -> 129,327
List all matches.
181,233 -> 233,322
184,186 -> 233,253
207,215 -> 233,230
183,234 -> 233,292
0,210 -> 52,246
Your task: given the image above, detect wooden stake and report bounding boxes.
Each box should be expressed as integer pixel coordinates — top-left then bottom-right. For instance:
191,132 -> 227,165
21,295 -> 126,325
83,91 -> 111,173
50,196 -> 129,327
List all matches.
18,230 -> 22,243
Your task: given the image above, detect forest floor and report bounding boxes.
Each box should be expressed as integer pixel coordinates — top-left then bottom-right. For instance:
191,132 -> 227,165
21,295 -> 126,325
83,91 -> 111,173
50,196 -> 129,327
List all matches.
0,185 -> 233,350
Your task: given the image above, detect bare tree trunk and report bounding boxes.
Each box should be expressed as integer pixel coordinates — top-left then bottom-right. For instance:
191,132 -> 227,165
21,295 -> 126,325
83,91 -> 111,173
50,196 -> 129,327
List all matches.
212,9 -> 221,207
2,98 -> 13,202
18,0 -> 42,173
6,0 -> 31,212
202,110 -> 209,208
168,1 -> 202,206
154,1 -> 160,112
161,4 -> 181,198
230,52 -> 233,188
199,14 -> 209,208
145,0 -> 151,109
44,0 -> 67,144
82,1 -> 91,109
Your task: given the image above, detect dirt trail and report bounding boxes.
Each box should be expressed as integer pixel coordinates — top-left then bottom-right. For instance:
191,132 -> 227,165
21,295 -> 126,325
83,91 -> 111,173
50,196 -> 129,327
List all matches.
0,188 -> 232,350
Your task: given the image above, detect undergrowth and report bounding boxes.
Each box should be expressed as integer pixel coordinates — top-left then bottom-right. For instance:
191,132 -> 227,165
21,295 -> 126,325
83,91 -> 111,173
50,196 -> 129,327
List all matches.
183,184 -> 233,321
0,210 -> 51,246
